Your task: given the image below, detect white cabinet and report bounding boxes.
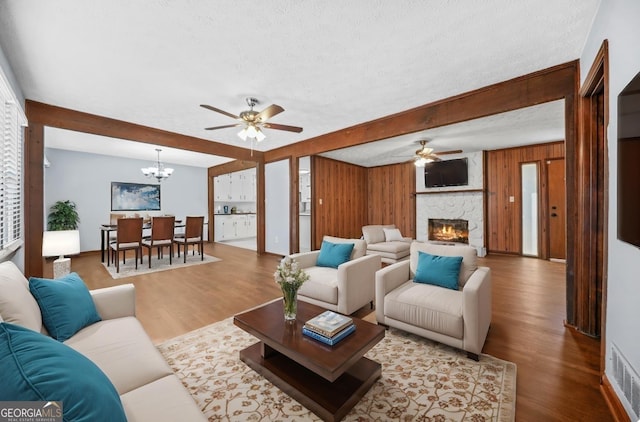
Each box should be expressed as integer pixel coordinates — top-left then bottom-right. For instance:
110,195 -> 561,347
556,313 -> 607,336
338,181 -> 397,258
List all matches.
300,214 -> 311,252
215,169 -> 256,202
300,173 -> 311,202
241,171 -> 256,201
247,214 -> 256,236
214,214 -> 257,241
229,172 -> 243,201
214,217 -> 224,241
214,174 -> 232,201
214,215 -> 235,240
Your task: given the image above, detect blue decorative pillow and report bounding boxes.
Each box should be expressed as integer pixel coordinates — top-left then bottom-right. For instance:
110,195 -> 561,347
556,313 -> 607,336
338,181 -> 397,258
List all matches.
0,322 -> 127,421
29,273 -> 101,342
316,241 -> 355,269
414,251 -> 463,290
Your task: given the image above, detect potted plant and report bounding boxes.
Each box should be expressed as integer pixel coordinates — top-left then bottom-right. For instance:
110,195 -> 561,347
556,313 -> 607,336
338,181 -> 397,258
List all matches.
47,200 -> 80,231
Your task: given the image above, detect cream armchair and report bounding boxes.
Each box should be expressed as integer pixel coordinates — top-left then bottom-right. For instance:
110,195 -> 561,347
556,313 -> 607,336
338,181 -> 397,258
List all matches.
290,235 -> 381,315
375,241 -> 491,360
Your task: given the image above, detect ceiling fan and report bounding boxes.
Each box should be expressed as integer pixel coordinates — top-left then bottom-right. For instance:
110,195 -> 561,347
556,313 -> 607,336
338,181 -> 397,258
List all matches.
413,140 -> 462,167
201,97 -> 303,142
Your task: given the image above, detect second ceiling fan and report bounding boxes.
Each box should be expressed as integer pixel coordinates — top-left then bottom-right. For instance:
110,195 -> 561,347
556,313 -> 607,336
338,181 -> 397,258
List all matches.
201,97 -> 303,142
413,140 -> 462,166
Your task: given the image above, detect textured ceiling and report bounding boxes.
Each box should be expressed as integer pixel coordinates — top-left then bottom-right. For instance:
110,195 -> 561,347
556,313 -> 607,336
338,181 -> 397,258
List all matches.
0,1 -> 600,163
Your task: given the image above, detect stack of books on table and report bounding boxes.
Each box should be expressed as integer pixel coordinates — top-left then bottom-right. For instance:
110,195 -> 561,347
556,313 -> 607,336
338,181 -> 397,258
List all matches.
302,310 -> 356,346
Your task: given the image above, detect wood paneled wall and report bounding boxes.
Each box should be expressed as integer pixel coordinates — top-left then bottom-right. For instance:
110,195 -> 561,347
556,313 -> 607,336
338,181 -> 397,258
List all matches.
311,156 -> 368,249
486,141 -> 565,255
367,162 -> 416,238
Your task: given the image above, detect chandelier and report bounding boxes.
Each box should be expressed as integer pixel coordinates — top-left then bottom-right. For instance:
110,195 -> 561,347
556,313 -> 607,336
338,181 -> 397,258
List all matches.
141,148 -> 174,182
414,140 -> 441,167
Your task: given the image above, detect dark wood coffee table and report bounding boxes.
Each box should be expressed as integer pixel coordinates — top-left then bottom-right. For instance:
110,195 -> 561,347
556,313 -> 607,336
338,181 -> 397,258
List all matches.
233,299 -> 385,422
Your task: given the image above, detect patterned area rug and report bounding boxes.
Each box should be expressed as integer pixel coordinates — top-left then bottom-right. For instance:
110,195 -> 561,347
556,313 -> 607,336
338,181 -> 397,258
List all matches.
102,253 -> 220,279
157,318 -> 516,421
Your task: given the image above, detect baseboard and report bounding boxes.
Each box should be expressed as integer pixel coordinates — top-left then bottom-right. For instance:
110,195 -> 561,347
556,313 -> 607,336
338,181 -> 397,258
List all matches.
601,374 -> 632,422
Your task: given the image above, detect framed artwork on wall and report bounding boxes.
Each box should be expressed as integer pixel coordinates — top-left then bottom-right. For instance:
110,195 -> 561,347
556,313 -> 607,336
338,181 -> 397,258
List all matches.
111,182 -> 161,211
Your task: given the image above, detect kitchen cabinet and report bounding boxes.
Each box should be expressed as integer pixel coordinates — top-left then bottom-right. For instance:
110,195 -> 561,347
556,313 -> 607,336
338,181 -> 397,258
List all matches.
215,168 -> 256,202
300,173 -> 311,202
214,214 -> 257,241
214,174 -> 232,201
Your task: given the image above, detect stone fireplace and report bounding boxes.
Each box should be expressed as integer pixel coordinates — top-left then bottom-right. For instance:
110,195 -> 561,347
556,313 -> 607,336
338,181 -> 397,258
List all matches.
415,151 -> 486,256
428,218 -> 469,244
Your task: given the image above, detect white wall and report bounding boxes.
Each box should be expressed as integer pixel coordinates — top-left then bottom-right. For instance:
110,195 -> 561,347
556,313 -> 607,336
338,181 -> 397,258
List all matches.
44,147 -> 208,253
265,159 -> 290,255
580,0 -> 640,418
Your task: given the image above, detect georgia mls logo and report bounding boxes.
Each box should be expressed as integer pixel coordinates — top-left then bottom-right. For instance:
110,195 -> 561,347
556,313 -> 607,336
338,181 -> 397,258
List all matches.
0,401 -> 63,422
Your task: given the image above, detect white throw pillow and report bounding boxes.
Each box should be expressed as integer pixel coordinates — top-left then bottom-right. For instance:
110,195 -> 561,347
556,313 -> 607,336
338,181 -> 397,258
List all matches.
383,228 -> 404,242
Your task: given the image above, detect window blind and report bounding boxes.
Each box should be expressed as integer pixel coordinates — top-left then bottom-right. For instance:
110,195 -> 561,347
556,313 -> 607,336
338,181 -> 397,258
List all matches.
0,69 -> 26,251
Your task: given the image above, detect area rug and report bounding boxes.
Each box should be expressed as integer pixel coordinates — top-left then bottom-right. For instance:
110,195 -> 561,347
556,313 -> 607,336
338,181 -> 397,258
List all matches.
102,253 -> 220,279
157,318 -> 516,421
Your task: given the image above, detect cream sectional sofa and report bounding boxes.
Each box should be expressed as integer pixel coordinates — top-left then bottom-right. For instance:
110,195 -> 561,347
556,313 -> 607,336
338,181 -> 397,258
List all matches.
0,261 -> 205,421
362,224 -> 412,264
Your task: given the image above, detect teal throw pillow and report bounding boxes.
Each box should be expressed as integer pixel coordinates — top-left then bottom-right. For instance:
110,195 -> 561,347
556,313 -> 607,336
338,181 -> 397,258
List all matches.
29,272 -> 101,342
316,241 -> 355,269
0,322 -> 127,421
414,251 -> 463,290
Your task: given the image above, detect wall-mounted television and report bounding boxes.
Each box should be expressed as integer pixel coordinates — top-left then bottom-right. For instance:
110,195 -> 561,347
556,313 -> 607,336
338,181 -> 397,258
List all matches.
111,182 -> 161,211
424,158 -> 468,188
617,71 -> 640,248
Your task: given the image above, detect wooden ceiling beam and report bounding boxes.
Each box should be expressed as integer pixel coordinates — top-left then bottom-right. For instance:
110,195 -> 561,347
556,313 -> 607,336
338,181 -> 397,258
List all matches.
26,100 -> 263,162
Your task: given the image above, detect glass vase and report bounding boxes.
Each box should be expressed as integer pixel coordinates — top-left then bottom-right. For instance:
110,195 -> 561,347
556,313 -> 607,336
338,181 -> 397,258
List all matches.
282,284 -> 299,321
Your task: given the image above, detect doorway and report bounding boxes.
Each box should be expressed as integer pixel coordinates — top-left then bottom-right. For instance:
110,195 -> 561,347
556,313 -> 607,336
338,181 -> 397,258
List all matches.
298,156 -> 312,252
547,158 -> 566,261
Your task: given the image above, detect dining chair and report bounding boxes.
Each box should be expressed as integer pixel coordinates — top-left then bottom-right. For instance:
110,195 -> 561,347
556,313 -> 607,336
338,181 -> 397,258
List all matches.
141,216 -> 175,268
109,217 -> 143,273
173,216 -> 204,263
107,213 -> 127,261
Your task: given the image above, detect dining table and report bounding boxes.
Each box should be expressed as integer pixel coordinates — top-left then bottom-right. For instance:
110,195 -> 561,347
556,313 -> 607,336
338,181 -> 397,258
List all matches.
99,220 -> 184,263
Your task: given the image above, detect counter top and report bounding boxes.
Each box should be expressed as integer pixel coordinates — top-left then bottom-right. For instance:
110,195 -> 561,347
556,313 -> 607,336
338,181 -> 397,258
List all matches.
214,212 -> 256,215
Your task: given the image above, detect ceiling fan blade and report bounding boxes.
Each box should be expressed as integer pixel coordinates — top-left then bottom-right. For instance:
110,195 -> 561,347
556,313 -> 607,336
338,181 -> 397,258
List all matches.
204,124 -> 241,130
255,104 -> 285,123
263,122 -> 303,133
436,149 -> 463,155
200,104 -> 239,120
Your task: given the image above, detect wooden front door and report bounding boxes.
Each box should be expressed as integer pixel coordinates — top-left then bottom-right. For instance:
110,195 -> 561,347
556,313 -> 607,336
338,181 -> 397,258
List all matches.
547,158 -> 566,260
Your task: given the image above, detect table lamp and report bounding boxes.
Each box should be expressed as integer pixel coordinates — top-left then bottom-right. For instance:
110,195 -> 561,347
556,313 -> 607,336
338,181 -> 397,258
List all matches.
42,230 -> 80,278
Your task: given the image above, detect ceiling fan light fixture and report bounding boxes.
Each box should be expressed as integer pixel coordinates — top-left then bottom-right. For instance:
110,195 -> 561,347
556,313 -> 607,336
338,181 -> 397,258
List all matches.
238,127 -> 248,141
237,123 -> 266,142
246,124 -> 259,138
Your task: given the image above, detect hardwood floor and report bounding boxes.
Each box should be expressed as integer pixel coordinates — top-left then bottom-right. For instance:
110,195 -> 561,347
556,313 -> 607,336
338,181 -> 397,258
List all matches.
59,244 -> 613,421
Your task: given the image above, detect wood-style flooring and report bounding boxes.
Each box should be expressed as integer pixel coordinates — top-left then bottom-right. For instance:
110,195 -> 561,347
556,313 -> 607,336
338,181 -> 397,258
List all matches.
56,243 -> 613,421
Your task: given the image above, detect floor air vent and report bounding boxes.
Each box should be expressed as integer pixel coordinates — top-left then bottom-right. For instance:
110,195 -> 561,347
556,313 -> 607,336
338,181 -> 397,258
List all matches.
611,344 -> 640,418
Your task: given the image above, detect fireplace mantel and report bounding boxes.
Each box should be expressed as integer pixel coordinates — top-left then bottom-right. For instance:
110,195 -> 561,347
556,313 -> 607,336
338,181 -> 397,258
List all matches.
414,189 -> 483,195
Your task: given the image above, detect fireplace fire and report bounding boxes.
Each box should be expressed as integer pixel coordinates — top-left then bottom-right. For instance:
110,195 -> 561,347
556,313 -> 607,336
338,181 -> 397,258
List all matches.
428,218 -> 469,244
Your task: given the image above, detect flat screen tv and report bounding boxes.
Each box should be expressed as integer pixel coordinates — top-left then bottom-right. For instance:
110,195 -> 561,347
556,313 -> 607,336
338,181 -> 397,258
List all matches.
111,182 -> 161,211
617,71 -> 640,248
424,158 -> 468,188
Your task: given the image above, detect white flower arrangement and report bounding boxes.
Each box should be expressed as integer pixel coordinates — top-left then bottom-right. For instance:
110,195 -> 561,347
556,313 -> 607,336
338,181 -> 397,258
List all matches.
274,257 -> 309,320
